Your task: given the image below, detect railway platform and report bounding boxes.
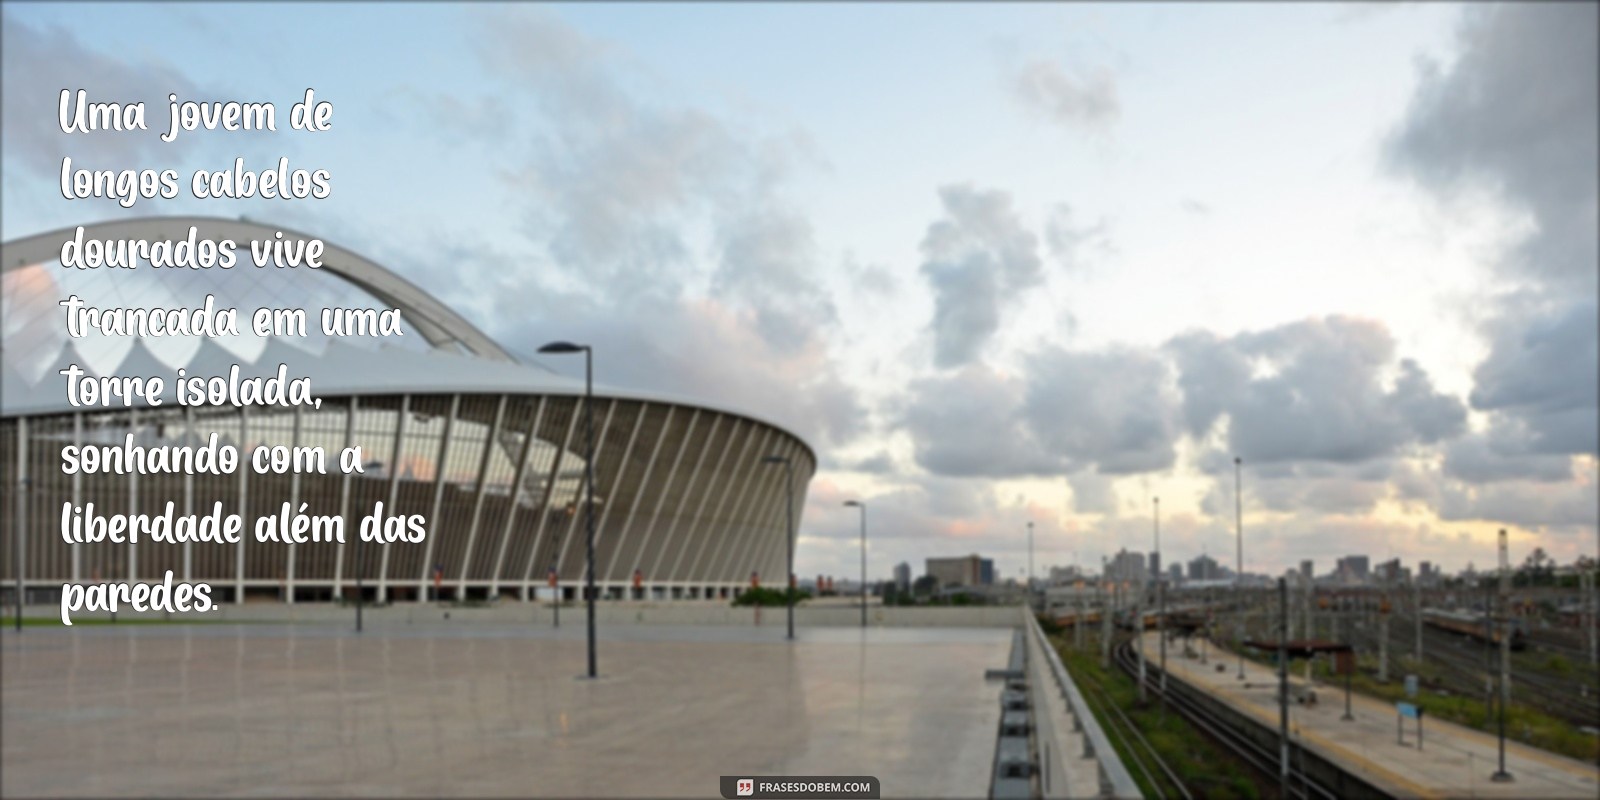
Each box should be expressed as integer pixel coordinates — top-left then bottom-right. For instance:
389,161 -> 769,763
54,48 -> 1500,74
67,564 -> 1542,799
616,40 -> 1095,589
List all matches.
1151,632 -> 1599,798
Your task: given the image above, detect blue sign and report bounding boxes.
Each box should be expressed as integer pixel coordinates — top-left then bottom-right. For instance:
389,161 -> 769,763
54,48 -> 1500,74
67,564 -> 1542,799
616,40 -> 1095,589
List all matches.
1397,702 -> 1419,719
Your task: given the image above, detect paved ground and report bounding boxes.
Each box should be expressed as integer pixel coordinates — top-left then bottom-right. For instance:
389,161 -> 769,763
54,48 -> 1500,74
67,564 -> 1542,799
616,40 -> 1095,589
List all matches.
1156,633 -> 1600,799
2,623 -> 1011,797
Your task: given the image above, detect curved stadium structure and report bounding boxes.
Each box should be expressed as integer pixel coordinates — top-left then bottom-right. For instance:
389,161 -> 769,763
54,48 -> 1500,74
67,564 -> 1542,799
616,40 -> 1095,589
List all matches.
1,217 -> 815,604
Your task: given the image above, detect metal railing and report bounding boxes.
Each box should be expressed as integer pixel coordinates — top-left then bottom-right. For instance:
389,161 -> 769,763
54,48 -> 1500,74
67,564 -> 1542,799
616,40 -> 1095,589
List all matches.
1023,608 -> 1143,798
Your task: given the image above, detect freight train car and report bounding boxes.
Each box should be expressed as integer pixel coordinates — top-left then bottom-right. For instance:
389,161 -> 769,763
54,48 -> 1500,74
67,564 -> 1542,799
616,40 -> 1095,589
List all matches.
1422,608 -> 1527,651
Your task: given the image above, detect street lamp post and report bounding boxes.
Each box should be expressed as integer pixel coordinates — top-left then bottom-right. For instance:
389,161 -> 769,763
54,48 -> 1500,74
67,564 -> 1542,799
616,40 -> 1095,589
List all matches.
1027,520 -> 1035,609
763,455 -> 796,641
539,341 -> 597,679
844,500 -> 866,628
1236,456 -> 1246,681
1156,496 -> 1166,715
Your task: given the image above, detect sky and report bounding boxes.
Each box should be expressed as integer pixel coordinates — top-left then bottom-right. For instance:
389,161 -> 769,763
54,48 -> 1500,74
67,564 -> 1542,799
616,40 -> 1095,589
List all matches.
2,2 -> 1596,584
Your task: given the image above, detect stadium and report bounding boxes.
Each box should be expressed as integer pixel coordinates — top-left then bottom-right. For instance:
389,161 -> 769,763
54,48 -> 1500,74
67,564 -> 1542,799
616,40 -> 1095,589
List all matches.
1,216 -> 816,605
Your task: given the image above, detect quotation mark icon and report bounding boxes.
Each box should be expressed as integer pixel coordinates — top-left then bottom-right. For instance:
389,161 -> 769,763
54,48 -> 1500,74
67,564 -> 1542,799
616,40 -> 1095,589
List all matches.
736,778 -> 754,796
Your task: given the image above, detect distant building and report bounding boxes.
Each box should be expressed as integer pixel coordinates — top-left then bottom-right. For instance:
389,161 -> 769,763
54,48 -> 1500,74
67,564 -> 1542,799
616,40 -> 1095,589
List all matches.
1108,549 -> 1146,585
1300,560 -> 1314,581
1168,564 -> 1183,584
1188,554 -> 1221,581
979,558 -> 995,586
1150,552 -> 1162,581
926,555 -> 986,589
893,562 -> 912,592
1337,555 -> 1371,582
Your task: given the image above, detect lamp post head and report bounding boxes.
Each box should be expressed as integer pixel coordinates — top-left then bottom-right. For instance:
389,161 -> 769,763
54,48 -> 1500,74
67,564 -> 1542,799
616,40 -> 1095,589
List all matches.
1234,456 -> 1241,466
843,500 -> 862,508
537,341 -> 588,354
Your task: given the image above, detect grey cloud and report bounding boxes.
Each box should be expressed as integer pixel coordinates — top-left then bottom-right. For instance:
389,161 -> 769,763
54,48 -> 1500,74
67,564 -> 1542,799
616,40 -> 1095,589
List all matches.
1438,480 -> 1599,529
1387,3 -> 1598,295
902,365 -> 1053,478
1021,346 -> 1178,474
1388,359 -> 1468,444
919,185 -> 1045,369
1389,4 -> 1598,480
1167,330 -> 1251,439
902,343 -> 1179,479
1442,429 -> 1573,484
1012,60 -> 1119,130
1168,316 -> 1467,465
2,10 -> 203,176
1468,298 -> 1597,457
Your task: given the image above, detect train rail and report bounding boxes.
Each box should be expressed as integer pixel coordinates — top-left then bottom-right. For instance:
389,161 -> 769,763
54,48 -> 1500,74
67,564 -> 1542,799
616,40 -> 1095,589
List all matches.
1110,637 -> 1341,800
1067,643 -> 1192,799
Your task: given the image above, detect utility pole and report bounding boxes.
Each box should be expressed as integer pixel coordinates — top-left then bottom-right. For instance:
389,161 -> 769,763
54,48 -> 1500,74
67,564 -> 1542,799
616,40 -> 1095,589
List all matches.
1491,529 -> 1513,784
1379,599 -> 1390,683
1415,580 -> 1423,664
1136,592 -> 1147,703
1278,577 -> 1290,798
1235,456 -> 1246,682
1101,557 -> 1113,669
1156,497 -> 1167,717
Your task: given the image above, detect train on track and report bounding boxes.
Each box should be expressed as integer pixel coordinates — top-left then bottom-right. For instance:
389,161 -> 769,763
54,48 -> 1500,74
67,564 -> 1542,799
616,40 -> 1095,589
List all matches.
1422,608 -> 1527,651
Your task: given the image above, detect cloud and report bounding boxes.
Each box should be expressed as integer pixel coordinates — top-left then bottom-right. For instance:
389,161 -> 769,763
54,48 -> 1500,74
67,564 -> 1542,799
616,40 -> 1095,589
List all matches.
1068,470 -> 1117,515
1021,346 -> 1178,474
1387,3 -> 1598,481
1168,316 -> 1467,465
1386,3 -> 1598,295
902,343 -> 1178,478
919,184 -> 1045,369
1442,429 -> 1573,484
1467,298 -> 1597,457
372,8 -> 867,450
902,364 -> 1053,478
1044,204 -> 1112,274
1012,60 -> 1119,130
1,10 -> 205,177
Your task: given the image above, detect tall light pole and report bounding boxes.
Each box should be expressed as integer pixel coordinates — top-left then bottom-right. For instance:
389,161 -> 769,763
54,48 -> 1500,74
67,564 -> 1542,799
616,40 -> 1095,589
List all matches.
1156,496 -> 1166,714
1236,456 -> 1246,681
539,341 -> 597,679
763,455 -> 796,641
1027,520 -> 1035,601
844,500 -> 866,628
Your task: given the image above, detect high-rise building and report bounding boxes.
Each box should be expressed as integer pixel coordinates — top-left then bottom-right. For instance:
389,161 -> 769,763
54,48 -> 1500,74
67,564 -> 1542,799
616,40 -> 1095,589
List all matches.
1188,554 -> 1221,581
893,562 -> 911,592
1300,560 -> 1314,581
1109,549 -> 1146,585
979,559 -> 995,586
1150,552 -> 1162,581
1337,555 -> 1371,582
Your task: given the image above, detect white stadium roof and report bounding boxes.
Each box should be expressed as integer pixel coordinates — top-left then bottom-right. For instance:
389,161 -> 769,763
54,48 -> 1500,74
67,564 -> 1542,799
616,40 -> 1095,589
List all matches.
1,216 -> 813,456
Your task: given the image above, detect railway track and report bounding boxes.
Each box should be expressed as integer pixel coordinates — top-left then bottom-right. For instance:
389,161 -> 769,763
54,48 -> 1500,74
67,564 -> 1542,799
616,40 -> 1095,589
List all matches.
1068,644 -> 1193,799
1355,616 -> 1600,728
1110,637 -> 1341,800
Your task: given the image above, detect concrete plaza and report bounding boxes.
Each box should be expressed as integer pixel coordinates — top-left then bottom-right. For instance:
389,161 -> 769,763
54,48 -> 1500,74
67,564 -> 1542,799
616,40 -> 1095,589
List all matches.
2,621 -> 1011,797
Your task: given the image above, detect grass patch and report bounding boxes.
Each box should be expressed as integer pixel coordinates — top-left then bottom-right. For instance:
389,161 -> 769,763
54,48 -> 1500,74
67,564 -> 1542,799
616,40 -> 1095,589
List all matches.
1056,636 -> 1264,799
